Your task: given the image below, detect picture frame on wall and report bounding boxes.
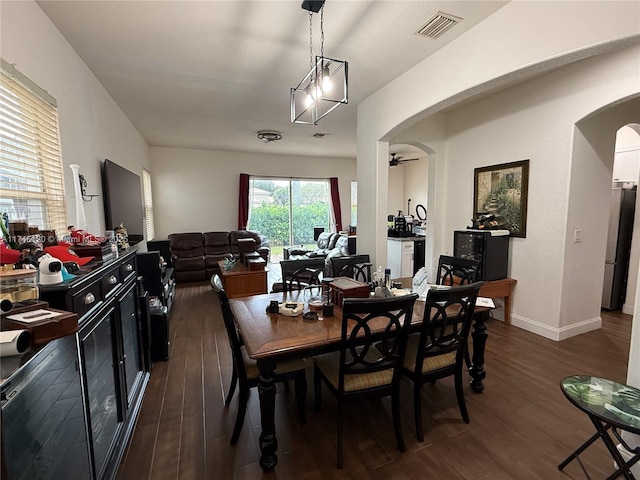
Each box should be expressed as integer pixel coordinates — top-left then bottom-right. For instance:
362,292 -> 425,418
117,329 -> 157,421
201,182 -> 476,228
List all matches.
473,159 -> 530,238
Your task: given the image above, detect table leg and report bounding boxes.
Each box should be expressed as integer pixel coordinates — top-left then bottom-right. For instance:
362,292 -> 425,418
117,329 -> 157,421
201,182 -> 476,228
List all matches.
469,311 -> 488,392
558,430 -> 603,471
257,358 -> 278,470
592,418 -> 637,480
504,293 -> 512,325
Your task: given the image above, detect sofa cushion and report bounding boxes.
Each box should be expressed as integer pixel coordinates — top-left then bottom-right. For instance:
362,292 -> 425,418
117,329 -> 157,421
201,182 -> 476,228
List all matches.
203,231 -> 230,255
315,232 -> 333,251
326,232 -> 340,250
229,230 -> 262,254
324,235 -> 350,270
169,233 -> 205,258
205,253 -> 227,269
173,256 -> 205,272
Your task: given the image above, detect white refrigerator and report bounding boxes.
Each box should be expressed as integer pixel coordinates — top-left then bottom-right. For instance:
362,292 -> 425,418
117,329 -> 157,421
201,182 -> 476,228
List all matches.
602,186 -> 636,310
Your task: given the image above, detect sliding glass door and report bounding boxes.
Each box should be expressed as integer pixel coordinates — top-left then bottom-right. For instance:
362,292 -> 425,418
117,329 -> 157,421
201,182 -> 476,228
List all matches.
247,177 -> 331,262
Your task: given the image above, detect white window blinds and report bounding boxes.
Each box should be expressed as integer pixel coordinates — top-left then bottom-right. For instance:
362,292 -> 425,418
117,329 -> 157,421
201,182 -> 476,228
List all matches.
142,168 -> 155,240
0,60 -> 67,236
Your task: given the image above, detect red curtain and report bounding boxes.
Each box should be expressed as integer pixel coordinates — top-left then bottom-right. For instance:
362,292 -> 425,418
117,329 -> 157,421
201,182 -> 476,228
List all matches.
238,173 -> 249,230
330,177 -> 342,232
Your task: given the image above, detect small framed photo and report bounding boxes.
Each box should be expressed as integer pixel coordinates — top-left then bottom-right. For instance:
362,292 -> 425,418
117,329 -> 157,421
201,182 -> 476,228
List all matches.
473,160 -> 530,238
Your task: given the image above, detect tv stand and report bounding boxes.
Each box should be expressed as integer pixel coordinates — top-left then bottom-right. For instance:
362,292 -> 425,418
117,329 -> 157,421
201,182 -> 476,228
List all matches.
137,250 -> 175,312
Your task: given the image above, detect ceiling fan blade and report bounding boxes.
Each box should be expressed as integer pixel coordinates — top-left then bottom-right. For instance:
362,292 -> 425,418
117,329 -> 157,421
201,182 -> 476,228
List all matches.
398,157 -> 419,163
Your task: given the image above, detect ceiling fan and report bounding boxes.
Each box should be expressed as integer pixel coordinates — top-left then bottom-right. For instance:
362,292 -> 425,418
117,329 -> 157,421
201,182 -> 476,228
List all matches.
389,152 -> 419,167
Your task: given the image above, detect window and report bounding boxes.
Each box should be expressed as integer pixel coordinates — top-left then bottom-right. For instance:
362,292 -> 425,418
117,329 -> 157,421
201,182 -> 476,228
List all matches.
0,60 -> 66,238
142,169 -> 154,240
350,181 -> 357,226
247,177 -> 331,261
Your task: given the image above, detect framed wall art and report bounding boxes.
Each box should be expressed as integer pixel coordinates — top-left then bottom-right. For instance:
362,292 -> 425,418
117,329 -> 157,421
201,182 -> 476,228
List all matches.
473,159 -> 530,238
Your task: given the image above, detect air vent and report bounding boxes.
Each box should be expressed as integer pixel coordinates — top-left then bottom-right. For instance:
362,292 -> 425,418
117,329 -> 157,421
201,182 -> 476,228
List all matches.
415,11 -> 462,39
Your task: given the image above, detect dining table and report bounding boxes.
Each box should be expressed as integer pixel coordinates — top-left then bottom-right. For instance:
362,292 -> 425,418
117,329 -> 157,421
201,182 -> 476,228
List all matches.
229,287 -> 491,470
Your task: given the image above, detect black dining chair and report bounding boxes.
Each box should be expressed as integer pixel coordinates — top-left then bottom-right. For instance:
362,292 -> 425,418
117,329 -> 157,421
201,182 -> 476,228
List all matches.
210,275 -> 307,445
313,293 -> 419,468
436,255 -> 481,286
400,281 -> 483,442
330,254 -> 372,283
271,257 -> 325,293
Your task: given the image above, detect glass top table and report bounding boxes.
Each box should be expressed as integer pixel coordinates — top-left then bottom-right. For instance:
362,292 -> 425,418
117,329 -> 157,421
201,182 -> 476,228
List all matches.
559,375 -> 640,480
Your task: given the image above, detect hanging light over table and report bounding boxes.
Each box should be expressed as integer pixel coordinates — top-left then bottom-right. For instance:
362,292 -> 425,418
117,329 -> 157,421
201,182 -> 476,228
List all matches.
290,0 -> 348,125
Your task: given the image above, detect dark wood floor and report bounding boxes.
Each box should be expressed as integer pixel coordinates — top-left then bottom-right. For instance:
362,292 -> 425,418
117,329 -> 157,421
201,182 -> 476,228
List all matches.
117,281 -> 633,479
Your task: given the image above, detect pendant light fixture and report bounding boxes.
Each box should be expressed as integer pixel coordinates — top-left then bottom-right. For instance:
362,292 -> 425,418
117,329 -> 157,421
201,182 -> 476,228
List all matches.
290,0 -> 348,125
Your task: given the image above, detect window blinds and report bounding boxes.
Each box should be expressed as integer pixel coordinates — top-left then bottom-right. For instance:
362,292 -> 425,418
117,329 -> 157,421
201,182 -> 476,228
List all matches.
0,60 -> 67,235
142,168 -> 155,240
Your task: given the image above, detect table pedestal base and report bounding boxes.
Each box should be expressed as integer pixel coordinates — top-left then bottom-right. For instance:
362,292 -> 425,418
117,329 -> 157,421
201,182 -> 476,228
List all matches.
257,360 -> 278,470
469,311 -> 488,392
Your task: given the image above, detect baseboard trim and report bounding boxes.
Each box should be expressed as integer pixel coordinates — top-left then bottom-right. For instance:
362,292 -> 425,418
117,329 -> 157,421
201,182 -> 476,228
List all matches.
622,303 -> 634,315
509,314 -> 601,341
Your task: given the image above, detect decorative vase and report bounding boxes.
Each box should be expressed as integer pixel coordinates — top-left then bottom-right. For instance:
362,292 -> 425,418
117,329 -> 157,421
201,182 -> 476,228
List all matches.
69,164 -> 87,231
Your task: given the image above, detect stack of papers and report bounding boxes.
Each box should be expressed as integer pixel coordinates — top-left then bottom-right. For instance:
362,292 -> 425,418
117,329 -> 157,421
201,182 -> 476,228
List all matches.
476,297 -> 495,308
6,309 -> 64,323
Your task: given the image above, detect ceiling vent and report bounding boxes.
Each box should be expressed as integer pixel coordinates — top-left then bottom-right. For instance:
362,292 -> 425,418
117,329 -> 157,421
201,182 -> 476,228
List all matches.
415,11 -> 462,39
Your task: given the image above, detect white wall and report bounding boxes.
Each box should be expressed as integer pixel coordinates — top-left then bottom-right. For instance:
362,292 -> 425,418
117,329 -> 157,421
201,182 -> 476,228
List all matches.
387,166 -> 405,217
358,0 -> 640,271
0,1 -> 149,237
357,0 -> 640,340
404,160 -> 428,221
149,147 -> 356,238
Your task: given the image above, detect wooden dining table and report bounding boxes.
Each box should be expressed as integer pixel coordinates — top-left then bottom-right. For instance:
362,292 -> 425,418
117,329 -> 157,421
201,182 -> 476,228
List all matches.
229,289 -> 491,470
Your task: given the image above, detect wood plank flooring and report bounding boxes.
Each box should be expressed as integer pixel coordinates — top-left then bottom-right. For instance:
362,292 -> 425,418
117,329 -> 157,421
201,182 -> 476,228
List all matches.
117,281 -> 633,479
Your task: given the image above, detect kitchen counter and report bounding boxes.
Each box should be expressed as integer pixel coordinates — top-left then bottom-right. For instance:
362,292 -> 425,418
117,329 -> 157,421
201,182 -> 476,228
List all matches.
387,235 -> 425,241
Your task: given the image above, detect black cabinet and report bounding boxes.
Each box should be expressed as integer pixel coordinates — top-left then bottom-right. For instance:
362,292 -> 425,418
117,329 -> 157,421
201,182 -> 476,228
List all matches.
33,249 -> 149,480
78,303 -> 120,480
453,230 -> 509,281
146,240 -> 171,267
137,251 -> 175,312
1,335 -> 92,480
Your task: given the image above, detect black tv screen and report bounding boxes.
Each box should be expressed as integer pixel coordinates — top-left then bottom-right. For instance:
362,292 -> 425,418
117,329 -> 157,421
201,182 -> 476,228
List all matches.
102,159 -> 144,244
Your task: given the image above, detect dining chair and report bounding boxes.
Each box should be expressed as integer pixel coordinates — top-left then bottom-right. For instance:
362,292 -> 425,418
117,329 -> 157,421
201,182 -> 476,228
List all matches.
330,254 -> 372,283
436,255 -> 481,286
313,293 -> 419,468
271,257 -> 325,293
210,275 -> 307,445
401,281 -> 483,442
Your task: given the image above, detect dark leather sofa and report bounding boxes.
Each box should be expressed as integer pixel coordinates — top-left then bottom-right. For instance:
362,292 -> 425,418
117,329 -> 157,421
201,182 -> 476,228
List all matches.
168,230 -> 269,282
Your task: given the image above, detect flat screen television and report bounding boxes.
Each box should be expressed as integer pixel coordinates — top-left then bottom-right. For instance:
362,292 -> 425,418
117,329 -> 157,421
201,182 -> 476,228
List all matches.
101,159 -> 144,244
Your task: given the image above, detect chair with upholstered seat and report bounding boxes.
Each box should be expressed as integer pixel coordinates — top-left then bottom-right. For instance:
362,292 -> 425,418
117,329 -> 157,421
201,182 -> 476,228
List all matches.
211,275 -> 307,445
401,281 -> 483,442
436,255 -> 480,286
330,254 -> 372,282
313,293 -> 419,468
